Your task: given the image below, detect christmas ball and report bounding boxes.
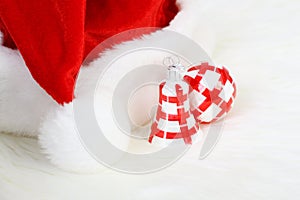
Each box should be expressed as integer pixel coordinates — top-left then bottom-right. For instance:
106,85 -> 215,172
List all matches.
184,63 -> 237,123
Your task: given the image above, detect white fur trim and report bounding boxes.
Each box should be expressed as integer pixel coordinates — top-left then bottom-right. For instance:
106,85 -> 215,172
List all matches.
0,44 -> 57,137
38,103 -> 103,172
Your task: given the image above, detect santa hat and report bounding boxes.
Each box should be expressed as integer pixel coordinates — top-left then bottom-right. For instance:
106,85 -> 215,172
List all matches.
0,0 -> 216,171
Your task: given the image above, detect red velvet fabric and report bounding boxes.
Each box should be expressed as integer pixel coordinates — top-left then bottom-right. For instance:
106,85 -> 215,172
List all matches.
0,0 -> 178,104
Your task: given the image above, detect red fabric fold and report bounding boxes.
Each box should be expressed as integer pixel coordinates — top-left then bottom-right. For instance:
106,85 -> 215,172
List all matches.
0,0 -> 178,104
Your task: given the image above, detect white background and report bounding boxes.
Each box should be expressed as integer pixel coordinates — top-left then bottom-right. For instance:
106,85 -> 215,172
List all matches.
0,0 -> 300,199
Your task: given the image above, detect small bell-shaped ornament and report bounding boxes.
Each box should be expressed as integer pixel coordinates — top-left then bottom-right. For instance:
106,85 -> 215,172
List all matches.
149,65 -> 201,146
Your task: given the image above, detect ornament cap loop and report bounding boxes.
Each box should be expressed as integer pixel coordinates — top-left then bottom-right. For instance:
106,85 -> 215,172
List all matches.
167,65 -> 182,81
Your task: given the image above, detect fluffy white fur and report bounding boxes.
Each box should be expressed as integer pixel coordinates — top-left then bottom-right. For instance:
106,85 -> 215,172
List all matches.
0,0 -> 300,199
0,37 -> 57,137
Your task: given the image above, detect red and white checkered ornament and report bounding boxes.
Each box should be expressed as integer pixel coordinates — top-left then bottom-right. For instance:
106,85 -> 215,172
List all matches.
184,63 -> 237,123
149,66 -> 201,145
